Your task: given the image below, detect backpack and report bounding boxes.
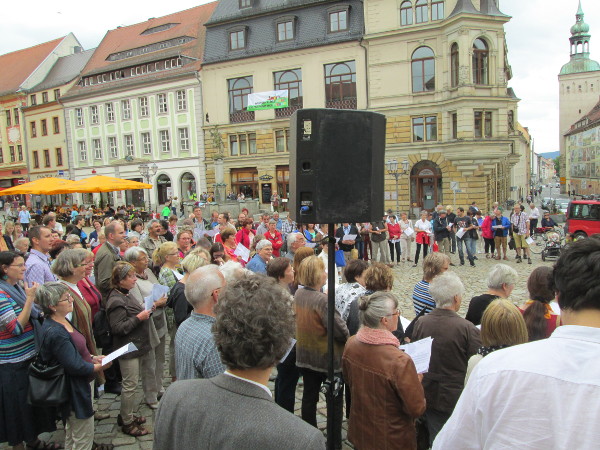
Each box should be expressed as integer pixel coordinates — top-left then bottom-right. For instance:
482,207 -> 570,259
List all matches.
93,308 -> 112,349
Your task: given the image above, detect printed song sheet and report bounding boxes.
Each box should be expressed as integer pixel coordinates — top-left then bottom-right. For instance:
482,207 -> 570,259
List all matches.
400,337 -> 433,374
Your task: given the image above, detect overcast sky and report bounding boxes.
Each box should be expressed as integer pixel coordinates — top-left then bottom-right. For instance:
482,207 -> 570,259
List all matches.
1,0 -> 598,155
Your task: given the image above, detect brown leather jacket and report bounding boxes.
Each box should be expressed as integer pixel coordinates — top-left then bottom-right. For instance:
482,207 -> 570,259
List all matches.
342,336 -> 426,450
106,289 -> 152,359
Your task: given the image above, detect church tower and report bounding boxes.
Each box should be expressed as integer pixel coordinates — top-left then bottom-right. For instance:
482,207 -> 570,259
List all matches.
558,1 -> 600,192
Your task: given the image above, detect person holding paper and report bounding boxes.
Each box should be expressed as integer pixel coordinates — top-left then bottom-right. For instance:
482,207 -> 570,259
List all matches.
235,217 -> 255,250
399,212 -> 414,263
388,215 -> 402,265
412,272 -> 480,445
413,210 -> 432,267
454,207 -> 476,267
106,262 -> 154,437
245,240 -> 273,275
335,222 -> 360,276
510,204 -> 531,264
343,292 -> 425,450
36,282 -> 113,450
221,228 -> 240,263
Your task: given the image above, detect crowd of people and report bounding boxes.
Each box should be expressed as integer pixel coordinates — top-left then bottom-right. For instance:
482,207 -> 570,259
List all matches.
0,201 -> 598,450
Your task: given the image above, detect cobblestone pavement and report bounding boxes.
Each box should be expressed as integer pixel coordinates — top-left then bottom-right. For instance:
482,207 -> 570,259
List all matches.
3,253 -> 553,449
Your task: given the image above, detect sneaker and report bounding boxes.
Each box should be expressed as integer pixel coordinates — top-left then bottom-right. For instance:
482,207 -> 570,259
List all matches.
470,262 -> 476,267
412,264 -> 417,268
528,258 -> 532,264
516,257 -> 522,263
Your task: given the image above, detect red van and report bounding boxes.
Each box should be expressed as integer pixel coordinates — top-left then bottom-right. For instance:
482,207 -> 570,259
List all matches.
565,200 -> 600,238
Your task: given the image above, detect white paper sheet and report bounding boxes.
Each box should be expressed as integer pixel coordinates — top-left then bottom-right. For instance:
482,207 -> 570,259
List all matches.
491,225 -> 503,229
102,343 -> 138,365
306,242 -> 317,248
144,284 -> 169,311
403,228 -> 414,237
456,228 -> 466,239
342,234 -> 357,241
234,242 -> 250,262
400,336 -> 433,374
203,229 -> 218,238
400,315 -> 411,331
526,236 -> 534,245
448,222 -> 454,227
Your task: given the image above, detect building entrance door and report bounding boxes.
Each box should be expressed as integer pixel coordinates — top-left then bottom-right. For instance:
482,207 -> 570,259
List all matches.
410,160 -> 442,212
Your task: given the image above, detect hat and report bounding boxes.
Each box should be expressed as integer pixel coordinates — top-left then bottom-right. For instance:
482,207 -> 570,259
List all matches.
386,209 -> 393,214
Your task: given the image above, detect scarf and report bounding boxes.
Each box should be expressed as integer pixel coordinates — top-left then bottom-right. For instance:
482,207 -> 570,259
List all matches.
477,345 -> 508,357
356,326 -> 400,347
525,300 -> 554,319
0,279 -> 41,319
59,282 -> 98,357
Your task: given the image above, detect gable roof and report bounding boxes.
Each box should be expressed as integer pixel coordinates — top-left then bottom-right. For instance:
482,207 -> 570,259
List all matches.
31,49 -> 95,92
0,37 -> 65,97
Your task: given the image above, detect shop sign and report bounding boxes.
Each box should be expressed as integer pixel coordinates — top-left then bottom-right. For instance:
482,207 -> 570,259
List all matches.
259,174 -> 274,181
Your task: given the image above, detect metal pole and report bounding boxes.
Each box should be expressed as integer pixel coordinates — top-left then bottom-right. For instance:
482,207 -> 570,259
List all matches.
325,226 -> 339,450
395,174 -> 400,217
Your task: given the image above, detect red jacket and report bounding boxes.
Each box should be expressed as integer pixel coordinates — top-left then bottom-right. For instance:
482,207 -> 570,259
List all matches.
263,230 -> 283,257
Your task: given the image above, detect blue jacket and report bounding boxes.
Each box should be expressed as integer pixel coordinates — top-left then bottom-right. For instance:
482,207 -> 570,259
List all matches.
245,254 -> 268,274
39,318 -> 95,420
492,216 -> 511,237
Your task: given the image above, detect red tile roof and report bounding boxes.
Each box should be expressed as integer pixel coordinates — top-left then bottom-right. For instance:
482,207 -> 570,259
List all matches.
565,97 -> 600,136
0,37 -> 65,97
80,2 -> 217,76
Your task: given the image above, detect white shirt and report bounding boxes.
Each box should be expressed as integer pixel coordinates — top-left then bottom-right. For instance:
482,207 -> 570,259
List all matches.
223,371 -> 272,397
529,207 -> 540,220
434,326 -> 600,450
414,219 -> 432,233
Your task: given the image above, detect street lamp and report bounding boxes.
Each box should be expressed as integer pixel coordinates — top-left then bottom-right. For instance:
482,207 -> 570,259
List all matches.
138,162 -> 158,211
386,159 -> 410,216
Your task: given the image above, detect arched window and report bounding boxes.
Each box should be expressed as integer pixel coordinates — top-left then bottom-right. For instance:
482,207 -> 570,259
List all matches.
473,38 -> 489,85
324,61 -> 357,109
415,0 -> 428,23
400,1 -> 413,26
450,43 -> 459,87
412,47 -> 435,93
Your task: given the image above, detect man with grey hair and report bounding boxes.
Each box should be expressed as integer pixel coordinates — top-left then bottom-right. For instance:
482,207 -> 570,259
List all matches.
245,240 -> 272,274
411,271 -> 481,445
255,213 -> 271,236
175,265 -> 226,380
140,219 -> 166,261
284,232 -> 306,260
465,264 -> 518,326
155,274 -> 325,450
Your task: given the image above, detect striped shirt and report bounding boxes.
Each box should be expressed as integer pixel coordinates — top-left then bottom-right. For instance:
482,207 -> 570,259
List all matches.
412,280 -> 435,316
0,292 -> 36,363
25,249 -> 57,286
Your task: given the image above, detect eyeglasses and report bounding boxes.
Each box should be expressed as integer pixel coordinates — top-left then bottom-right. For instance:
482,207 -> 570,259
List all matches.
384,309 -> 401,318
57,293 -> 74,303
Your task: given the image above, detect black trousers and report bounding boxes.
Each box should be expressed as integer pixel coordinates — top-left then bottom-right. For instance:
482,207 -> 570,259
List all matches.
274,346 -> 300,413
414,243 -> 429,265
388,240 -> 401,262
530,218 -> 538,236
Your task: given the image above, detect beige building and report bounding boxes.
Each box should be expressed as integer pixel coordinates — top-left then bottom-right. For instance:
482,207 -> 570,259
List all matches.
559,1 -> 600,193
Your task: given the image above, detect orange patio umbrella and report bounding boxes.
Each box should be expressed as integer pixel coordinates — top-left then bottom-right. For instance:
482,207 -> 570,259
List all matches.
44,175 -> 153,195
0,177 -> 76,196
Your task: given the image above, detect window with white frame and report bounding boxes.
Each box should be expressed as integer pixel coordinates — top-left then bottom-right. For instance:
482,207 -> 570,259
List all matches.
124,135 -> 134,157
78,141 -> 87,161
142,132 -> 152,155
176,90 -> 187,111
139,97 -> 149,117
121,99 -> 131,120
90,105 -> 99,124
109,136 -> 118,159
105,103 -> 115,122
93,139 -> 102,160
275,129 -> 290,152
160,130 -> 171,153
178,128 -> 190,151
75,108 -> 83,126
158,93 -> 168,114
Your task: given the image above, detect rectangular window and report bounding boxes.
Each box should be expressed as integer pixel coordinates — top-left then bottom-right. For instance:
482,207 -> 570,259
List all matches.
229,133 -> 256,156
30,122 -> 37,138
329,10 -> 348,32
30,94 -> 37,106
139,97 -> 149,117
275,129 -> 290,152
142,132 -> 152,155
412,116 -> 438,142
17,145 -> 22,161
5,110 -> 11,127
277,21 -> 294,41
176,90 -> 187,111
416,2 -> 427,23
109,136 -> 118,159
160,130 -> 170,153
42,92 -> 49,103
41,119 -> 48,136
178,128 -> 190,152
13,108 -> 19,125
93,139 -> 102,160
0,148 -> 3,164
105,103 -> 115,122
324,61 -> 357,109
274,69 -> 303,117
432,0 -> 444,20
56,148 -> 63,166
124,135 -> 134,157
121,99 -> 132,120
90,105 -> 99,124
33,151 -> 39,168
52,117 -> 60,134
228,76 -> 254,123
474,111 -> 492,138
54,89 -> 60,100
78,141 -> 87,162
158,93 -> 168,114
239,0 -> 251,7
44,149 -> 50,167
230,30 -> 245,50
75,108 -> 83,126
451,112 -> 457,139
9,146 -> 15,162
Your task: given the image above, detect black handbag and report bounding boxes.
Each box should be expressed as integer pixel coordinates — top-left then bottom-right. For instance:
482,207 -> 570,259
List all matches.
28,331 -> 69,407
93,308 -> 112,349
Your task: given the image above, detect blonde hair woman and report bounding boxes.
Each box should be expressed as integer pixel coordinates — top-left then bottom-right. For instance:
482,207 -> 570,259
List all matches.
154,242 -> 182,293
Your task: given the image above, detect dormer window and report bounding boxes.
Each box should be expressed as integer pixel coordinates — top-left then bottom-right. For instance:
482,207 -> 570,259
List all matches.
276,16 -> 296,42
239,0 -> 251,9
229,27 -> 247,50
329,9 -> 348,33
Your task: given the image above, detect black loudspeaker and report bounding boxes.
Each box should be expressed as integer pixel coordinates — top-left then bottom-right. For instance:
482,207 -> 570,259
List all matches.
289,109 -> 386,224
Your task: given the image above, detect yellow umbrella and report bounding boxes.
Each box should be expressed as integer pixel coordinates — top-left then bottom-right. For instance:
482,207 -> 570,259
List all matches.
0,177 -> 76,196
45,175 -> 152,194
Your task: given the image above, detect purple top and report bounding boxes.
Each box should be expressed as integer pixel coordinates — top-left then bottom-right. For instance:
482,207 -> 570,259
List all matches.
69,328 -> 93,381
